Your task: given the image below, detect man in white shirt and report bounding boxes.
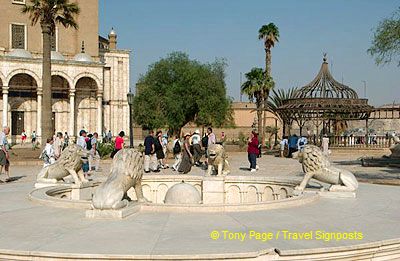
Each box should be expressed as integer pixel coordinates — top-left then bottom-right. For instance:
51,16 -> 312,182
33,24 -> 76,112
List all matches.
280,136 -> 288,157
297,136 -> 308,151
42,138 -> 55,167
77,130 -> 89,178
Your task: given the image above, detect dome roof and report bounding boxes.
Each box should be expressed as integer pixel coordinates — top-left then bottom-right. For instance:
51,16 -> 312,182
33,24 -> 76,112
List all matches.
294,55 -> 358,99
51,51 -> 65,61
164,182 -> 201,204
74,52 -> 93,63
8,49 -> 33,59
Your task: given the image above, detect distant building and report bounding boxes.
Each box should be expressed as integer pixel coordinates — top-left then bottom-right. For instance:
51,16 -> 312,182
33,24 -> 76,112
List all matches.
0,0 -> 130,142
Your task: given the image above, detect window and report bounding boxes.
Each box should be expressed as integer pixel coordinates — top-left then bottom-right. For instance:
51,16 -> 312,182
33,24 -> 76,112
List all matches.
11,24 -> 26,49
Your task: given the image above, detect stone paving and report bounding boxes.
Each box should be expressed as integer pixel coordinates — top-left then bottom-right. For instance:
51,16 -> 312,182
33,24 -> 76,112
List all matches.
0,150 -> 398,259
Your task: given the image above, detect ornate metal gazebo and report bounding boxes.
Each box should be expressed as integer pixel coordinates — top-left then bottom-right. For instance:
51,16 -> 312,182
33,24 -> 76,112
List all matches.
277,54 -> 374,138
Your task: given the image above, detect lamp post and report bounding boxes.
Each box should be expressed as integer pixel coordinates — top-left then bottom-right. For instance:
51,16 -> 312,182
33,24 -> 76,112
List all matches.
127,92 -> 135,148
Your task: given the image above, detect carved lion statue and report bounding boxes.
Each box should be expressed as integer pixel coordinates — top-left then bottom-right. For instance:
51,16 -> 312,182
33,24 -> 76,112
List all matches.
37,144 -> 87,185
293,145 -> 358,192
206,144 -> 230,176
92,149 -> 148,210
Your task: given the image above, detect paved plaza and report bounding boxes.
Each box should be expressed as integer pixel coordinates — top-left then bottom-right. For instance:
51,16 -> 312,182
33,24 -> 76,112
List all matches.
0,151 -> 399,259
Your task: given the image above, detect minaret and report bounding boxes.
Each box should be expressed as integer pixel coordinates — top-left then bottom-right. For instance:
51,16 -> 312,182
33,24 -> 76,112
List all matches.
108,28 -> 117,50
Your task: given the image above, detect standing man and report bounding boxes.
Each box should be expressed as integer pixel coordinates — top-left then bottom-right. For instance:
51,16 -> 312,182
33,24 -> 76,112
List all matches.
288,134 -> 299,158
89,132 -> 100,172
77,130 -> 90,179
31,131 -> 37,150
53,132 -> 63,160
297,135 -> 308,152
144,130 -> 159,173
107,130 -> 112,143
0,126 -> 11,181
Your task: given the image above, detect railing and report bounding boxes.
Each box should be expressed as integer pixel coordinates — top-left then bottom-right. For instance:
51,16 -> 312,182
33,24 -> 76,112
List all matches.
328,135 -> 391,148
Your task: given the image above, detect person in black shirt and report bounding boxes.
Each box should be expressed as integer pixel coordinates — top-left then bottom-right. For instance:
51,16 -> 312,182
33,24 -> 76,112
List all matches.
144,130 -> 159,173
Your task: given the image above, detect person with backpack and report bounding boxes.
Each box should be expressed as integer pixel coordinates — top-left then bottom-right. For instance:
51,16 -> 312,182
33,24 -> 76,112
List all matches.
40,137 -> 55,167
172,135 -> 182,171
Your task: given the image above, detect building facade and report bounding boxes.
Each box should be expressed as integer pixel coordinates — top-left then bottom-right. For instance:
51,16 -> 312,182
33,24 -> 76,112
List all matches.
0,0 -> 130,142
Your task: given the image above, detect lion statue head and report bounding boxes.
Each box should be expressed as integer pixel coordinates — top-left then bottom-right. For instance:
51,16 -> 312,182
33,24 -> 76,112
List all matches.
58,144 -> 85,170
110,149 -> 144,181
294,145 -> 330,172
208,144 -> 226,162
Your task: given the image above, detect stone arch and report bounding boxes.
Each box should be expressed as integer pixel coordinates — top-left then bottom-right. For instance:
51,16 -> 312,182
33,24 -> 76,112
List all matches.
279,188 -> 288,199
142,184 -> 152,202
6,69 -> 41,88
157,183 -> 169,204
246,186 -> 258,203
75,76 -> 98,133
226,185 -> 241,204
263,186 -> 274,202
73,72 -> 101,89
7,73 -> 38,137
52,71 -> 73,89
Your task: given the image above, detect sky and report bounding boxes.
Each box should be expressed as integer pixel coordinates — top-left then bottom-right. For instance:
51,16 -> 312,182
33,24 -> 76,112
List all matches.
99,0 -> 399,106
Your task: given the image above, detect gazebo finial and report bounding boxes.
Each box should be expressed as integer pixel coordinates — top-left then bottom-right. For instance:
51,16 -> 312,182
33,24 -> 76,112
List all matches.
323,52 -> 327,62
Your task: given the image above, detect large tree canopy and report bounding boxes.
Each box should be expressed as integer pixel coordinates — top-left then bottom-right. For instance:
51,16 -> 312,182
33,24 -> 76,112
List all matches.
133,52 -> 233,135
368,7 -> 400,66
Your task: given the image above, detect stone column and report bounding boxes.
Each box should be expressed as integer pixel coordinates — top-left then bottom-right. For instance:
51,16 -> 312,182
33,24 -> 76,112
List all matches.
69,89 -> 75,138
37,89 -> 42,140
97,92 -> 103,137
2,86 -> 9,127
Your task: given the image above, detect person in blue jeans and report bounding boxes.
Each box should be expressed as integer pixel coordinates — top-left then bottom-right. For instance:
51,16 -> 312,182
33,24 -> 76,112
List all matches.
247,131 -> 259,172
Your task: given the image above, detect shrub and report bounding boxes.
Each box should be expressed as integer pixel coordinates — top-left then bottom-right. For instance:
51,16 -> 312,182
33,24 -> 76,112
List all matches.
97,142 -> 114,159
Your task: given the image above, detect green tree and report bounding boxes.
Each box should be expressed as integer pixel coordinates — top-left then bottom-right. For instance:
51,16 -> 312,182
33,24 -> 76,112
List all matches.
133,52 -> 232,135
368,7 -> 400,66
22,0 -> 80,144
241,68 -> 274,137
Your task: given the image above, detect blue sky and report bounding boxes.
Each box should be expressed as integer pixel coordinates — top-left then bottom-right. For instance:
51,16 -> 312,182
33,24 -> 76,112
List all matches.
99,0 -> 399,106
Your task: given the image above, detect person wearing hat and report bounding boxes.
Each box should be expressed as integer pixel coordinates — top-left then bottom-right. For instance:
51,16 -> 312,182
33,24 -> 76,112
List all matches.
178,133 -> 193,174
191,129 -> 202,166
77,130 -> 90,178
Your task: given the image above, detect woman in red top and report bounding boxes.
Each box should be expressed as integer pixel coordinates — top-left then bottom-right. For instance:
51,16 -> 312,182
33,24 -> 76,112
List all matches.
111,131 -> 125,158
247,131 -> 259,172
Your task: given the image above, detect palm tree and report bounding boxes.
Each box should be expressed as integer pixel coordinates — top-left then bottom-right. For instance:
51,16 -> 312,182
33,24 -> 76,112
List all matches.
241,68 -> 274,138
266,87 -> 298,136
258,23 -> 280,78
22,0 -> 79,144
259,23 -> 279,146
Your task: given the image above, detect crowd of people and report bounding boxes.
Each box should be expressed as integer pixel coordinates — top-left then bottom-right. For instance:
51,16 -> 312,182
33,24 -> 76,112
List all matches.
143,127 -> 220,174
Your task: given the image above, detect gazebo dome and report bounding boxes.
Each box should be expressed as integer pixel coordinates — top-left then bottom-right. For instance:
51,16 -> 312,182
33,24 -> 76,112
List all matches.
51,51 -> 65,61
8,49 -> 33,59
277,54 -> 373,121
74,52 -> 93,63
294,55 -> 358,99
